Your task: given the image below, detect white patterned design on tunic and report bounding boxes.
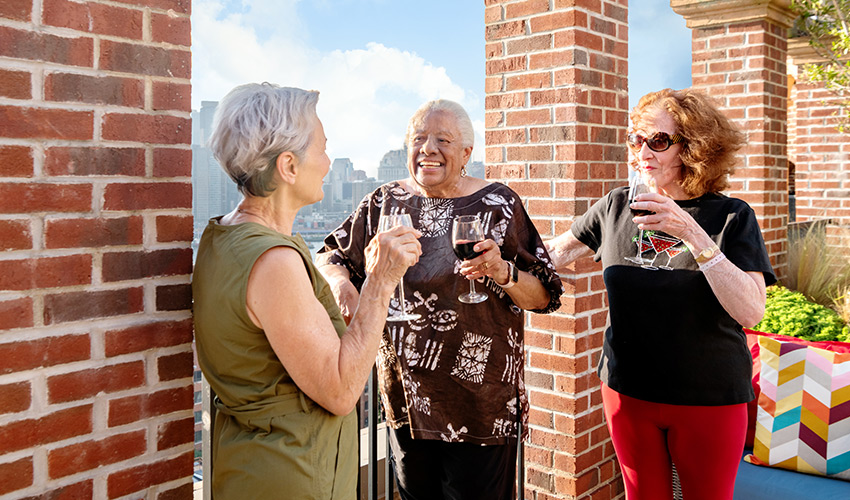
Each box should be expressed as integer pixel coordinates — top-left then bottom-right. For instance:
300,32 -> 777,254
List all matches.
418,198 -> 454,237
402,371 -> 431,415
482,192 -> 514,219
408,292 -> 438,332
536,245 -> 555,270
388,184 -> 414,201
490,219 -> 508,246
451,332 -> 492,384
492,418 -> 515,437
440,423 -> 468,442
506,396 -> 518,416
429,309 -> 457,332
402,330 -> 443,371
333,227 -> 348,241
501,327 -> 520,384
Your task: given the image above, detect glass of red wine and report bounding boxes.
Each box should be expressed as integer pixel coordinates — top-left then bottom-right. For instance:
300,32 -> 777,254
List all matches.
624,173 -> 655,266
451,214 -> 488,304
378,213 -> 421,321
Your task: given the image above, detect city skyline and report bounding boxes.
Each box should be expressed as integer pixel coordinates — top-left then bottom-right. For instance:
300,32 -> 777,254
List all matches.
190,0 -> 692,179
190,99 -> 485,252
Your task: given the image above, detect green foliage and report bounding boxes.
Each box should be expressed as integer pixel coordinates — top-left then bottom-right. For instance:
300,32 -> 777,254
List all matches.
756,285 -> 850,342
792,0 -> 850,131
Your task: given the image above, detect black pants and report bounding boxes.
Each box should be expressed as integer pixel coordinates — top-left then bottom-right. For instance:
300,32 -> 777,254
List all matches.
388,425 -> 518,500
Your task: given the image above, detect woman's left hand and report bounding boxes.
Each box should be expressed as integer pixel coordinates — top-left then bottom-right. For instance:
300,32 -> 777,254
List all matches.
631,192 -> 702,242
458,239 -> 511,284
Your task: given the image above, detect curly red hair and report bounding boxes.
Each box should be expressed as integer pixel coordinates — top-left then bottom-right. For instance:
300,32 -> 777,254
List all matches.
630,88 -> 747,197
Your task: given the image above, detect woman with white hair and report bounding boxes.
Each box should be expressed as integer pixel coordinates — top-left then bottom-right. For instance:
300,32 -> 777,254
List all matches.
192,82 -> 421,499
318,99 -> 563,500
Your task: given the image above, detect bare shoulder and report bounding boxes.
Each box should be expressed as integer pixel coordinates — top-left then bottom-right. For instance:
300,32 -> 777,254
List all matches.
247,245 -> 317,328
253,245 -> 307,277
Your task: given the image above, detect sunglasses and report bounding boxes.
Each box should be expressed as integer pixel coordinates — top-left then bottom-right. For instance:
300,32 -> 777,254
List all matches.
627,131 -> 685,152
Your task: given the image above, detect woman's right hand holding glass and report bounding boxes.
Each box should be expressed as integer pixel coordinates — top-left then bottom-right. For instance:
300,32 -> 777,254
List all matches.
365,225 -> 422,287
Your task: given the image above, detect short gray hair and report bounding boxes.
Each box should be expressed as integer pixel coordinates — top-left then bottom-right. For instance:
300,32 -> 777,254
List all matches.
208,83 -> 319,197
405,99 -> 474,149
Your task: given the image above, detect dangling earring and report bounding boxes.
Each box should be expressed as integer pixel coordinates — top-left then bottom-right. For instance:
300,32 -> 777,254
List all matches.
461,166 -> 467,177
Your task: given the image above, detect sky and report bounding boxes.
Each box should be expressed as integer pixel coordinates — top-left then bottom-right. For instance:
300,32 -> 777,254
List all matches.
191,0 -> 692,177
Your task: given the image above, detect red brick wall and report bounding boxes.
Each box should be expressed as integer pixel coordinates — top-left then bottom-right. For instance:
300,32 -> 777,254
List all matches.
689,20 -> 790,278
0,1 -> 194,497
485,0 -> 627,498
789,79 -> 850,227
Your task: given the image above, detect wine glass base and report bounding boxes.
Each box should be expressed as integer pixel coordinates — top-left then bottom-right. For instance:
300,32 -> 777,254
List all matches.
458,292 -> 488,304
641,264 -> 659,270
625,256 -> 652,264
387,313 -> 422,322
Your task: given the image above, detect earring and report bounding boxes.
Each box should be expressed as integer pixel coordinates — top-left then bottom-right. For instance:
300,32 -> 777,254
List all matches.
461,166 -> 467,177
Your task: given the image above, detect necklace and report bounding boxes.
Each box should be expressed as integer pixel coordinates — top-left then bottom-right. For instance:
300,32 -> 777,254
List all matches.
236,207 -> 269,225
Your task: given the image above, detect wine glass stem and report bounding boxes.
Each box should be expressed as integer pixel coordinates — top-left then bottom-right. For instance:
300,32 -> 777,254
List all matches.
469,279 -> 476,297
635,229 -> 644,258
398,278 -> 407,316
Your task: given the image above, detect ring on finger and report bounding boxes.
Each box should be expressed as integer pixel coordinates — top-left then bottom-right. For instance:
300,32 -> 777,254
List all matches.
482,262 -> 489,270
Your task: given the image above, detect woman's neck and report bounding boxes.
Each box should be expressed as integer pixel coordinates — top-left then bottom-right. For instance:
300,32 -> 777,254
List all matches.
225,197 -> 295,235
402,176 -> 487,199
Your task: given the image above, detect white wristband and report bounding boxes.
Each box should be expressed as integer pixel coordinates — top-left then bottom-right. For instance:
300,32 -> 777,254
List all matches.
698,252 -> 726,272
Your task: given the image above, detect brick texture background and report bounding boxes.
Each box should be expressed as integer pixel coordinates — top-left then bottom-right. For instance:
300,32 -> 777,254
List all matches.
789,69 -> 850,241
0,1 -> 194,498
486,0 -> 628,498
689,19 -> 791,278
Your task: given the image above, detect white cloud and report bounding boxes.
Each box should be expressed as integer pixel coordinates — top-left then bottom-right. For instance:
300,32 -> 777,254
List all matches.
192,0 -> 481,175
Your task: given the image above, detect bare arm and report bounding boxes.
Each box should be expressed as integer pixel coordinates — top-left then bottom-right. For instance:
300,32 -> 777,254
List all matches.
633,192 -> 767,327
317,263 -> 360,325
247,226 -> 421,416
544,230 -> 594,274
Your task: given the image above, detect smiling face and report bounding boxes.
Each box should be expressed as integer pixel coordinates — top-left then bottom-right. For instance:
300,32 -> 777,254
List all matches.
406,110 -> 473,198
631,109 -> 688,199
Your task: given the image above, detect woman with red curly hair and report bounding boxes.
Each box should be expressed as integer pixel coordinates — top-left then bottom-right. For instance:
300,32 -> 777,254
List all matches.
546,88 -> 777,500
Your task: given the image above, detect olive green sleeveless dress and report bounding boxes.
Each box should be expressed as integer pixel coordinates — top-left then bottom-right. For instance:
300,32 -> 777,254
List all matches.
192,219 -> 357,499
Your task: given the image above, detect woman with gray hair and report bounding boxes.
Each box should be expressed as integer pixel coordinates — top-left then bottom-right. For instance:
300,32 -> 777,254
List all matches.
318,99 -> 563,500
192,82 -> 421,499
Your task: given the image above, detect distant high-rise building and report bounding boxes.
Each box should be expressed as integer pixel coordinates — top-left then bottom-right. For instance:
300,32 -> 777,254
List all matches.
377,146 -> 408,182
467,160 -> 485,179
331,158 -> 354,182
192,102 -> 241,245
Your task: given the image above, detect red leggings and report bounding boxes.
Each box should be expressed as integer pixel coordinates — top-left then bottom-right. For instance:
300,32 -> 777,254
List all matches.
601,384 -> 747,500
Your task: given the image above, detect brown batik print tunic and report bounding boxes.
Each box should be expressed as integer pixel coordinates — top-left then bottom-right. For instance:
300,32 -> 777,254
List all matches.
316,181 -> 563,445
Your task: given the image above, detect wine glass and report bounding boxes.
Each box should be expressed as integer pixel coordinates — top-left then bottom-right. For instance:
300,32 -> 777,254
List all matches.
451,214 -> 488,304
378,213 -> 421,321
624,173 -> 655,266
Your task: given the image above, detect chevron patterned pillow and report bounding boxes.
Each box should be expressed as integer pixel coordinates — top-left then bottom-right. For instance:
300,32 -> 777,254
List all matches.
744,335 -> 850,480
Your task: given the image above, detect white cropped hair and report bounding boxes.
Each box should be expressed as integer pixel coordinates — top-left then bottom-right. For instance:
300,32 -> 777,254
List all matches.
208,82 -> 319,197
405,99 -> 474,150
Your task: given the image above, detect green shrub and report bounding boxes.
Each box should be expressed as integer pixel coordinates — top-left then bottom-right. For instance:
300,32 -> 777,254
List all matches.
755,285 -> 850,343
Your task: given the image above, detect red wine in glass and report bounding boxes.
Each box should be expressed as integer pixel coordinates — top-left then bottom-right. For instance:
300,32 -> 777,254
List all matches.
630,207 -> 654,217
453,240 -> 483,261
451,215 -> 488,304
625,173 -> 655,265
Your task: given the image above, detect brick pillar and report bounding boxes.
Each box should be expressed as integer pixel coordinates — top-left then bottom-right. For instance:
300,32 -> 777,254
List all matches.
672,0 -> 795,279
787,37 -> 850,234
485,1 -> 628,498
0,1 -> 194,498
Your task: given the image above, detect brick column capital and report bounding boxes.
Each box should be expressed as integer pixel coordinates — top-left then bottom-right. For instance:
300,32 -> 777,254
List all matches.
671,0 -> 796,29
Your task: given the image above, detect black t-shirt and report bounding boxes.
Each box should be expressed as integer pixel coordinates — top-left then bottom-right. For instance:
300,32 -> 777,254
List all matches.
571,186 -> 777,406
